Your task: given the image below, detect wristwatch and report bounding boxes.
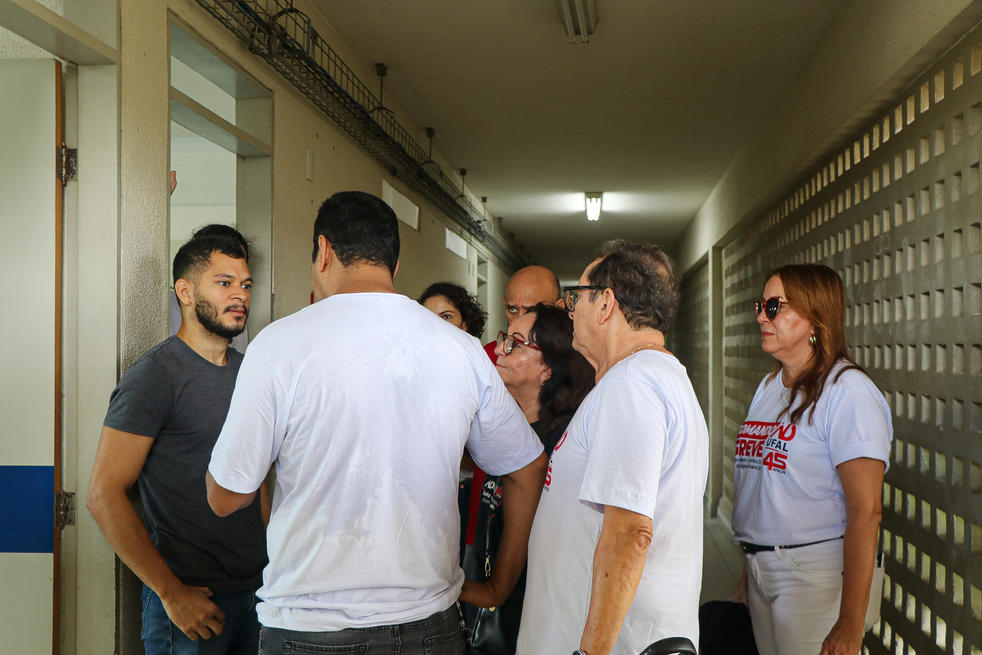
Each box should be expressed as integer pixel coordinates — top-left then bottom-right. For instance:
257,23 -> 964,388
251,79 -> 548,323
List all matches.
572,651 -> 589,655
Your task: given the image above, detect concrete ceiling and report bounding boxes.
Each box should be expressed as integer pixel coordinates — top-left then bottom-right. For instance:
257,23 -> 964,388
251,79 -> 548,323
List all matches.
310,0 -> 848,278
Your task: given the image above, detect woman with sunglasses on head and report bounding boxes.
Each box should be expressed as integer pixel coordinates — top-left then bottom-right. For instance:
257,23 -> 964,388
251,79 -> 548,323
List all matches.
458,303 -> 594,654
729,264 -> 893,655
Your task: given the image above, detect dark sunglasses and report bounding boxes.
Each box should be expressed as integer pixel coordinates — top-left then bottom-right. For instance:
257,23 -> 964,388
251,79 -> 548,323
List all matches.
753,296 -> 789,320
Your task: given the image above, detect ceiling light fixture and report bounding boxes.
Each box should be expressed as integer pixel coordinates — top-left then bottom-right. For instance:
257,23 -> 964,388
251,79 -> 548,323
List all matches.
556,0 -> 597,43
585,192 -> 603,221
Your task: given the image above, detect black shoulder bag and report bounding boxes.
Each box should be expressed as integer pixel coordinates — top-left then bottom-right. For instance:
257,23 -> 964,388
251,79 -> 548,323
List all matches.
458,473 -> 525,655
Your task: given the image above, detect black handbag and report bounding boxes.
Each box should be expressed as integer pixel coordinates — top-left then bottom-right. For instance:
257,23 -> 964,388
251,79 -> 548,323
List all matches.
458,473 -> 525,655
698,601 -> 759,655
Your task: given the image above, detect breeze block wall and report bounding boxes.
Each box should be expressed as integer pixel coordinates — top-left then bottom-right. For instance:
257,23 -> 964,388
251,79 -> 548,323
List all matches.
674,259 -> 711,424
713,27 -> 982,655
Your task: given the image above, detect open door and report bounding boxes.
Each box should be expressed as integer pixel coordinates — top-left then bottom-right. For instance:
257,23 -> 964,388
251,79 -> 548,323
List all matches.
0,58 -> 64,655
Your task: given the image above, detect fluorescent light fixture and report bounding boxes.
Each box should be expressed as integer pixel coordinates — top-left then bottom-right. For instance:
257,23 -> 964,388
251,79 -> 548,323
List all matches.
585,192 -> 603,221
557,0 -> 598,43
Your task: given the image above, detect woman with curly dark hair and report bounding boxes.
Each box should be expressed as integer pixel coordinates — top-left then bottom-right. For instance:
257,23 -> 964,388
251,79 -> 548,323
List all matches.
418,281 -> 487,339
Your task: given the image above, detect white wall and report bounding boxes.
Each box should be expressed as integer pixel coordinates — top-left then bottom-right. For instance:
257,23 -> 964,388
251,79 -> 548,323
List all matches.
72,64 -> 120,655
157,0 -> 515,321
168,124 -> 237,263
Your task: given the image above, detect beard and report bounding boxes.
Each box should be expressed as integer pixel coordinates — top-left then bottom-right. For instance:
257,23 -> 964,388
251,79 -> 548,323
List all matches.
195,297 -> 248,339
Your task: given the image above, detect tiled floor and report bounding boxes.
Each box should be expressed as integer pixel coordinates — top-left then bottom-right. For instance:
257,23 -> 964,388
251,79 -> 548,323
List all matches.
700,514 -> 745,605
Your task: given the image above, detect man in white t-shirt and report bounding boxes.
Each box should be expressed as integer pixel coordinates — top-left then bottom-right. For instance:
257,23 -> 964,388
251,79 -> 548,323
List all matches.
204,191 -> 547,654
517,240 -> 708,655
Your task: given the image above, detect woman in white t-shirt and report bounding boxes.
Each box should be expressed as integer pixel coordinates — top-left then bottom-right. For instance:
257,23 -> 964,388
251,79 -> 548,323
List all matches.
730,264 -> 892,655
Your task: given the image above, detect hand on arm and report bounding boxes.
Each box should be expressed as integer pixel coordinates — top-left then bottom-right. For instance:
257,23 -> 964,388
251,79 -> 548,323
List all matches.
579,506 -> 653,655
459,451 -> 548,608
820,457 -> 884,655
86,426 -> 225,640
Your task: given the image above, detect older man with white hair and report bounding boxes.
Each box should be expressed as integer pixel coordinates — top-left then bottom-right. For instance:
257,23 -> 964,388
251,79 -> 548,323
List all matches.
517,240 -> 709,655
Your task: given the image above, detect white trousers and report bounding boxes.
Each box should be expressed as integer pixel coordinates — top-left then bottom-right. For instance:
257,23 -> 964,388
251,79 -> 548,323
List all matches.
746,539 -> 850,655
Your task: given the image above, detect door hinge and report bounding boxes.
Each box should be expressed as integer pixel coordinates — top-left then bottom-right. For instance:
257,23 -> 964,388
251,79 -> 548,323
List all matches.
55,491 -> 76,528
57,144 -> 77,186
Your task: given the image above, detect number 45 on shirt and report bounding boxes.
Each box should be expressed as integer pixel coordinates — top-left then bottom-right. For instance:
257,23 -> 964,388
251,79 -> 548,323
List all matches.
762,451 -> 787,471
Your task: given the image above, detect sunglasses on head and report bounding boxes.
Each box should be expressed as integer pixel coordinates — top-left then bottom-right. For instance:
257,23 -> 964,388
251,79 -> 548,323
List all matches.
753,296 -> 789,320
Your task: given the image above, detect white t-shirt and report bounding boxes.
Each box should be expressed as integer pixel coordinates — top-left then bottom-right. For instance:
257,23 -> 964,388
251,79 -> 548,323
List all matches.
517,351 -> 709,655
731,362 -> 893,545
208,293 -> 543,631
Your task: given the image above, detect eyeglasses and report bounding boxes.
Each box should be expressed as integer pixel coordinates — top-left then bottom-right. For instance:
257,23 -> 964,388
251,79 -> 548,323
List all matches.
753,296 -> 789,320
496,330 -> 541,355
563,285 -> 604,311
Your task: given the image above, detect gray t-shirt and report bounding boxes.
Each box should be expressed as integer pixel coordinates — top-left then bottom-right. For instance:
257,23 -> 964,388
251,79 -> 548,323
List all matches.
104,335 -> 266,593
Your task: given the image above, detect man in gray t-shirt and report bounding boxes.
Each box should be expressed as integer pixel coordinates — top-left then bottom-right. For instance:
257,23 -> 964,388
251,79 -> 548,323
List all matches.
88,233 -> 267,655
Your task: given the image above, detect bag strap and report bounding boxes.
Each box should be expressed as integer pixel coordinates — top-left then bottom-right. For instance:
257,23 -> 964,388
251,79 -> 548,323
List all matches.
481,476 -> 501,583
465,468 -> 488,546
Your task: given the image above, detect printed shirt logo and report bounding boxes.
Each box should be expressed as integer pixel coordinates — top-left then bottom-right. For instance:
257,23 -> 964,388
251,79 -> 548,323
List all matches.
543,430 -> 568,490
735,421 -> 796,473
482,477 -> 504,513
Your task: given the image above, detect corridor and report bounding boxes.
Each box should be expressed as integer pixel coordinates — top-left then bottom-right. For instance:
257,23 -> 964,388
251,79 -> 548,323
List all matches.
0,1 -> 980,654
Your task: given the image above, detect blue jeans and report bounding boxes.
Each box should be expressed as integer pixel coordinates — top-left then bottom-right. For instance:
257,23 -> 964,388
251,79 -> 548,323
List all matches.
258,605 -> 466,655
142,585 -> 261,655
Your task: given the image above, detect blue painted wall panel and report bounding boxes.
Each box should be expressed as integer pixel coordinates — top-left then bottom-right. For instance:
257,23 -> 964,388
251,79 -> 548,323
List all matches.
0,466 -> 54,553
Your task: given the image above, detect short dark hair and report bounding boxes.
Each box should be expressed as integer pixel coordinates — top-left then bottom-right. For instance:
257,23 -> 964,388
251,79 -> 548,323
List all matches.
418,282 -> 487,339
587,239 -> 678,332
173,234 -> 247,285
527,303 -> 595,437
312,191 -> 399,274
192,224 -> 249,259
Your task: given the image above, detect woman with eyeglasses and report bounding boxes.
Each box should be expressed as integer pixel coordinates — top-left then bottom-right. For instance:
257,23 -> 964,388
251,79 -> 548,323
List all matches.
418,281 -> 487,339
494,303 -> 595,452
458,303 -> 594,654
729,264 -> 893,655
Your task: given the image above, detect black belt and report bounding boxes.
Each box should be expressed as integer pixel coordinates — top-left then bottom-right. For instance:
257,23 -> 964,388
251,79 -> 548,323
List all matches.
740,535 -> 843,554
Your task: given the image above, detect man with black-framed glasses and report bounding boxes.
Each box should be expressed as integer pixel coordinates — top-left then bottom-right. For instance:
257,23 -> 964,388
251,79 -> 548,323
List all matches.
562,285 -> 604,313
518,240 -> 709,655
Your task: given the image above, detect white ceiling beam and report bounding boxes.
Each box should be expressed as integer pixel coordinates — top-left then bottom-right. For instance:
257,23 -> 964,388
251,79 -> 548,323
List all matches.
169,87 -> 271,158
0,0 -> 117,64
